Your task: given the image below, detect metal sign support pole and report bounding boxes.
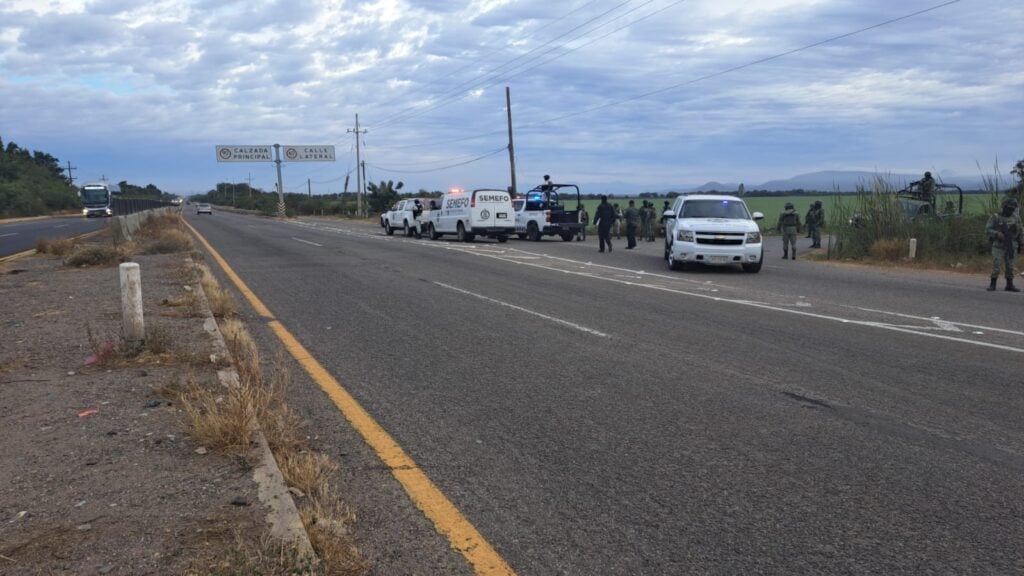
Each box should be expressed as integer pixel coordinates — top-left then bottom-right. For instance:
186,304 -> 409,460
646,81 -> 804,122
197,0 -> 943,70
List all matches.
274,144 -> 285,217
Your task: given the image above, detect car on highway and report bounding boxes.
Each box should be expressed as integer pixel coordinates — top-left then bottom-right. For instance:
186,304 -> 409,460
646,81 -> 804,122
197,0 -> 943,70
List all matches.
663,194 -> 764,273
425,188 -> 514,242
196,203 -> 213,215
512,183 -> 585,241
381,198 -> 429,237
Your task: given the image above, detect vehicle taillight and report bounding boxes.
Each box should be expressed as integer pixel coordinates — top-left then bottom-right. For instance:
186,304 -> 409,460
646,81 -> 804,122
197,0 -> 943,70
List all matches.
471,195 -> 475,208
544,210 -> 550,223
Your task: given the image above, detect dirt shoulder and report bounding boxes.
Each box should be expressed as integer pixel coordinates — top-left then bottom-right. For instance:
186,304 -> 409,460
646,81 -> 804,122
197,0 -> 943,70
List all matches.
0,234 -> 271,574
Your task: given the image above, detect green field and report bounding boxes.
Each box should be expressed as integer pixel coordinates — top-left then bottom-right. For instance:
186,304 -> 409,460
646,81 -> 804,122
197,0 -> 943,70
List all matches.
566,192 -> 997,227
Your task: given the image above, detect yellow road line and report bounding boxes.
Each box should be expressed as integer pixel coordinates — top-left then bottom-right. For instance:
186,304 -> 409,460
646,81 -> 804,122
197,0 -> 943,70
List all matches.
183,219 -> 275,319
0,248 -> 36,264
188,221 -> 515,576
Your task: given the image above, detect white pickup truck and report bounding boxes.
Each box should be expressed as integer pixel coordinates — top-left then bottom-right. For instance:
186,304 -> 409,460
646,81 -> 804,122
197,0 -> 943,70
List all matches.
381,198 -> 429,237
513,183 -> 584,241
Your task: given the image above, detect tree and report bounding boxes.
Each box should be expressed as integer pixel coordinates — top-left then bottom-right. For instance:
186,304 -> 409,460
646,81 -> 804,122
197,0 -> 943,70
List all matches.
366,179 -> 403,213
1012,159 -> 1024,193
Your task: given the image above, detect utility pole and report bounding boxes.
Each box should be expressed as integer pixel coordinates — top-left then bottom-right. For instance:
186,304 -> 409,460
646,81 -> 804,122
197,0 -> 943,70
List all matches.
506,86 -> 517,197
65,160 -> 77,187
307,178 -> 311,197
248,172 -> 253,198
347,114 -> 367,216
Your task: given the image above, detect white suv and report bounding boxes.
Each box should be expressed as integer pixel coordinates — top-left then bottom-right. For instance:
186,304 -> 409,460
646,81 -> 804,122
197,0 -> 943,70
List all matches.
663,195 -> 764,273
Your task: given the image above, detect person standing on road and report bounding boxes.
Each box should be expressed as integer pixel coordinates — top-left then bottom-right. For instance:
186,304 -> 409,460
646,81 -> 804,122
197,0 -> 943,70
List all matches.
639,201 -> 650,242
804,204 -> 814,238
806,200 -> 824,248
577,204 -> 589,241
624,200 -> 640,249
645,202 -> 657,241
593,195 -> 616,253
985,197 -> 1022,292
776,202 -> 801,260
660,200 -> 671,238
613,203 -> 623,239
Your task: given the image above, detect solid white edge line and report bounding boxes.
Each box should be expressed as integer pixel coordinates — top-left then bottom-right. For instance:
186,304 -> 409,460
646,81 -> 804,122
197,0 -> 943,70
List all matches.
434,281 -> 610,338
291,237 -> 324,247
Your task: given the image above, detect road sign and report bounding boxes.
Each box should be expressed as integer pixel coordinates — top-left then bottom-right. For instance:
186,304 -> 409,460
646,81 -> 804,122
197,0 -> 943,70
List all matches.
215,145 -> 273,162
282,145 -> 336,162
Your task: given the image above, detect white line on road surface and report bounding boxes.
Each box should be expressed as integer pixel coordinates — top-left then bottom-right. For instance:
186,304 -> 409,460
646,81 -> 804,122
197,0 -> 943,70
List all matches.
291,237 -> 323,247
842,305 -> 1024,336
0,233 -> 17,237
53,224 -> 67,229
466,251 -> 1024,354
434,281 -> 610,338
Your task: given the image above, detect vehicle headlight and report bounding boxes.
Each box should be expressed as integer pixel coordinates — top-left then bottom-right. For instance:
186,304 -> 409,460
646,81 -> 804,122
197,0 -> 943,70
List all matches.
745,231 -> 761,244
82,208 -> 89,215
676,230 -> 694,242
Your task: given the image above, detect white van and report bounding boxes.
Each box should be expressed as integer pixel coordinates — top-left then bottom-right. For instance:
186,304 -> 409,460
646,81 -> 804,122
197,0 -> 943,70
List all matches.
426,188 -> 514,242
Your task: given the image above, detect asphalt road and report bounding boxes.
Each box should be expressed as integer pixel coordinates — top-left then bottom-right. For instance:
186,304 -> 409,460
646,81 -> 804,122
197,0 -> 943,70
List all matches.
0,216 -> 107,257
187,210 -> 1024,575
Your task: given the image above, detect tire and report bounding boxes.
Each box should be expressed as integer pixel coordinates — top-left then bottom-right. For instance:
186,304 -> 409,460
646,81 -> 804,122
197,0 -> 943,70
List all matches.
403,221 -> 411,237
429,223 -> 441,240
497,235 -> 508,243
465,235 -> 476,242
742,249 -> 764,273
517,233 -> 527,240
528,222 -> 541,242
384,220 -> 394,235
560,232 -> 574,242
457,222 -> 468,242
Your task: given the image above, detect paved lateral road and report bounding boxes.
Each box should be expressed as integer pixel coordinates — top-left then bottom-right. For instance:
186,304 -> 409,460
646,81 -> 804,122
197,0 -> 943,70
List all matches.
188,211 -> 1024,575
0,216 -> 107,257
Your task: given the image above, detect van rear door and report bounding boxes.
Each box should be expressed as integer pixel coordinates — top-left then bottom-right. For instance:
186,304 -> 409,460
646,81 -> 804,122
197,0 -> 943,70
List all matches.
471,189 -> 512,227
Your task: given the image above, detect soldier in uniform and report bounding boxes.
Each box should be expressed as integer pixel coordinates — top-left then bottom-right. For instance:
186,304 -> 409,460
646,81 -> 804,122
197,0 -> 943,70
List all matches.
639,201 -> 650,242
985,197 -> 1022,292
624,200 -> 640,249
593,195 -> 616,253
776,202 -> 801,260
577,204 -> 589,241
806,200 -> 824,248
911,171 -> 936,200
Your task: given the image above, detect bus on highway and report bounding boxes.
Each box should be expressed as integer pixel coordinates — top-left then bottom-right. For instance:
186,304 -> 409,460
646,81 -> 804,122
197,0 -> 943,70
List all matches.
80,181 -> 119,217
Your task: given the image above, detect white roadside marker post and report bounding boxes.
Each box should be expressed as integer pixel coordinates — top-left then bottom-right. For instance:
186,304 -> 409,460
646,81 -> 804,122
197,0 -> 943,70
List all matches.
119,262 -> 144,350
909,238 -> 918,259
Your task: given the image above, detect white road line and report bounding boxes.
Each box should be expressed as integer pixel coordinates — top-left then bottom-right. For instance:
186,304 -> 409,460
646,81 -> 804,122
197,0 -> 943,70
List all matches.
0,233 -> 17,238
842,305 -> 1024,336
291,237 -> 323,247
433,281 -> 610,338
465,251 -> 1024,354
53,224 -> 67,229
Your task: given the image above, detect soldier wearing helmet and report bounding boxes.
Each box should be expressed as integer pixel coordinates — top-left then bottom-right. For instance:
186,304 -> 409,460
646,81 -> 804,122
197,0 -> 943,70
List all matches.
806,200 -> 825,249
776,202 -> 802,260
985,197 -> 1022,291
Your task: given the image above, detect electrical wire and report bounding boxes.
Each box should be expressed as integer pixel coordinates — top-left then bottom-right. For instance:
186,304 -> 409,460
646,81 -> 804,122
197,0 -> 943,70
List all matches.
367,146 -> 509,174
372,0 -> 636,129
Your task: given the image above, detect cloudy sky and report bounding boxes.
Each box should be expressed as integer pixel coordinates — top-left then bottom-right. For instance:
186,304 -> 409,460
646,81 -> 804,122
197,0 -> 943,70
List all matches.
1,0 -> 1021,195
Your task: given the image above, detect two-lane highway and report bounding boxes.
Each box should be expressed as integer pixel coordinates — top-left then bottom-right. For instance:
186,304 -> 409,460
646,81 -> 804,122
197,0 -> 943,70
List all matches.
187,210 -> 1024,575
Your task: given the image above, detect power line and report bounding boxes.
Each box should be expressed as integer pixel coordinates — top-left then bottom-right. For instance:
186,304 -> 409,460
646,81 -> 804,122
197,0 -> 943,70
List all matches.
372,0 -> 636,129
521,0 -> 962,128
367,146 -> 509,174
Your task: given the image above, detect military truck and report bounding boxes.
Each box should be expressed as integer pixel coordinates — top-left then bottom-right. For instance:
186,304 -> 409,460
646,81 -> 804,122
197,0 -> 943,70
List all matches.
513,183 -> 585,241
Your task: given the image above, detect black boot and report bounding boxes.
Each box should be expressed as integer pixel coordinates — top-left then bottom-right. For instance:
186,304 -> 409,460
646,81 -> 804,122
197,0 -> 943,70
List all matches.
791,252 -> 796,260
987,277 -> 997,291
782,253 -> 788,259
1007,279 -> 1021,292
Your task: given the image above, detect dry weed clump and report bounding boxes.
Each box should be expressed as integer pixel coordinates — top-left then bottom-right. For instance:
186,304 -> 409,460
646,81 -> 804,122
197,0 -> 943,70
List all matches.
64,244 -> 128,267
199,264 -> 237,318
35,237 -> 75,256
180,379 -> 261,456
300,495 -> 368,576
144,228 -> 194,254
868,238 -> 907,261
278,452 -> 338,496
182,529 -> 325,576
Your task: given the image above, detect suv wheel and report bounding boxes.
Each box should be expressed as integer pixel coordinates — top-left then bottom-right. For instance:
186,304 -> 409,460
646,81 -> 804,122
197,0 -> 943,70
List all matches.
742,249 -> 764,273
527,222 -> 541,241
384,220 -> 394,235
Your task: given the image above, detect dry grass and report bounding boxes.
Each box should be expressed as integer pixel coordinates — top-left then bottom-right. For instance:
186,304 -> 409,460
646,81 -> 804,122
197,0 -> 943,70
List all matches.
182,529 -> 325,576
300,496 -> 368,576
35,237 -> 75,256
64,244 -> 128,267
144,228 -> 194,254
187,271 -> 367,573
199,264 -> 237,318
868,238 -> 909,261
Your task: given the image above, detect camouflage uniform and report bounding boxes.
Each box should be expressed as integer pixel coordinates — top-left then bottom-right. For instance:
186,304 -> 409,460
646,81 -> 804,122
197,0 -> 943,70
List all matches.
806,201 -> 824,248
985,198 -> 1022,291
776,204 -> 801,259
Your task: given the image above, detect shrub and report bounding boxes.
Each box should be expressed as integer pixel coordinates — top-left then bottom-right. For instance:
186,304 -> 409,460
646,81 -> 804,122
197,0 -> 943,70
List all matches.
35,237 -> 75,256
868,238 -> 907,260
144,229 -> 194,254
65,245 -> 126,267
